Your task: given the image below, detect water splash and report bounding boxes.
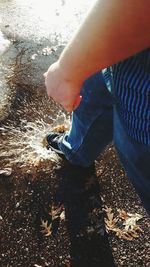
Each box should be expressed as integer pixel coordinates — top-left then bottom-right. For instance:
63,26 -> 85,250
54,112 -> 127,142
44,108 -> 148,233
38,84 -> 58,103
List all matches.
0,114 -> 70,172
0,31 -> 10,55
0,31 -> 13,120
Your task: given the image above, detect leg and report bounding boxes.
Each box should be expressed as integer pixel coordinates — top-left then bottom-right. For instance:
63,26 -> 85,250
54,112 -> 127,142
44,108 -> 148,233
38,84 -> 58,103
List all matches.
114,107 -> 150,216
59,72 -> 114,166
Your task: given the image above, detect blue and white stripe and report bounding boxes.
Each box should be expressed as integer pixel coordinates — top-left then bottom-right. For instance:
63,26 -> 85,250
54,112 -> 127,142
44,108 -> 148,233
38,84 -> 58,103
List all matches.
112,48 -> 150,145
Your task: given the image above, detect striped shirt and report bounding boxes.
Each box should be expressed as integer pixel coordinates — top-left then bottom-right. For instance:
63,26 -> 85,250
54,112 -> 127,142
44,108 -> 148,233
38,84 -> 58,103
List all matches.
112,48 -> 150,145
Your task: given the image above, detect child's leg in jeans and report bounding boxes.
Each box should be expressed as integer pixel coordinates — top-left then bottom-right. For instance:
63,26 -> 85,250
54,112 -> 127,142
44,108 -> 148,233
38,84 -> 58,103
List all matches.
59,72 -> 114,167
114,107 -> 150,216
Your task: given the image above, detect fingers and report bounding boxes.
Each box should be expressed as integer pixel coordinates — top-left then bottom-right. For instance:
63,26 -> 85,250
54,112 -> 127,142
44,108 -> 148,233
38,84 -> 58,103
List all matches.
43,72 -> 47,78
43,68 -> 82,112
60,96 -> 82,112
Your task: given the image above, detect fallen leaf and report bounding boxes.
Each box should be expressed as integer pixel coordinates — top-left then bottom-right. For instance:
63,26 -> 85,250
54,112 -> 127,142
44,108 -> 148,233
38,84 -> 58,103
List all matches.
117,209 -> 129,220
40,220 -> 52,237
104,206 -> 118,230
0,168 -> 12,176
123,213 -> 143,231
49,203 -> 65,221
104,206 -> 143,241
52,124 -> 69,133
60,211 -> 65,221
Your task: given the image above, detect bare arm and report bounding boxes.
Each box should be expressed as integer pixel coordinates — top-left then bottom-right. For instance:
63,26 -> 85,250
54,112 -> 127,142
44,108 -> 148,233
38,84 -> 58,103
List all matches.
45,0 -> 150,111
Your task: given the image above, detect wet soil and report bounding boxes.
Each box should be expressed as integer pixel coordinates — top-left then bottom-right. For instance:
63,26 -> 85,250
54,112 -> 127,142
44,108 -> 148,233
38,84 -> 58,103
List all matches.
0,39 -> 115,267
0,147 -> 150,267
0,38 -> 150,267
0,159 -> 114,267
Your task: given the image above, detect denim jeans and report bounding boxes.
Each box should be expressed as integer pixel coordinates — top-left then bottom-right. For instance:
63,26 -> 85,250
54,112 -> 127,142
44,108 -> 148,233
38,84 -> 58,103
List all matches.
114,107 -> 150,215
59,72 -> 150,216
59,72 -> 113,166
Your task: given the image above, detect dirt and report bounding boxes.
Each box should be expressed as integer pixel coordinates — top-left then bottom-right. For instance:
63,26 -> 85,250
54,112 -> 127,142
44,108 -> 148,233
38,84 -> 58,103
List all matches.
0,39 -> 150,267
0,146 -> 150,267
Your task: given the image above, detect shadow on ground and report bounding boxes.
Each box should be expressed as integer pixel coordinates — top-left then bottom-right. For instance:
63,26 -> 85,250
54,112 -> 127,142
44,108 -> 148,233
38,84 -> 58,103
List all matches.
31,161 -> 115,267
50,162 -> 115,267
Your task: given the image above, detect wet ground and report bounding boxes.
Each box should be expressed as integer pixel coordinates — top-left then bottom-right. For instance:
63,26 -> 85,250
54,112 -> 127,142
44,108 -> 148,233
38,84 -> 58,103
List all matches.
0,1 -> 150,266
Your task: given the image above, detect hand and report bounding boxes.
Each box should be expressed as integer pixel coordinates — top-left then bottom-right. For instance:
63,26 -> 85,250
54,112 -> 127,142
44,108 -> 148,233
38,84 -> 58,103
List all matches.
44,61 -> 82,112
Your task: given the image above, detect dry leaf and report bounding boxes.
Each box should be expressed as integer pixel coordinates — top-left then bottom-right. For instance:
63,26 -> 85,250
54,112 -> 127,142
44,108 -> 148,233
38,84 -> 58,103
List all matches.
104,206 -> 118,230
50,205 -> 62,219
123,213 -> 143,231
52,124 -> 69,133
117,209 -> 129,220
49,203 -> 65,221
104,206 -> 143,241
0,168 -> 12,176
60,211 -> 65,221
40,220 -> 52,236
41,204 -> 65,237
123,229 -> 139,240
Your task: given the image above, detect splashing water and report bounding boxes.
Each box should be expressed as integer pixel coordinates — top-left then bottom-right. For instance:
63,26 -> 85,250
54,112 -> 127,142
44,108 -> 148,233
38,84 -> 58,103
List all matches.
0,114 -> 70,171
0,31 -> 10,55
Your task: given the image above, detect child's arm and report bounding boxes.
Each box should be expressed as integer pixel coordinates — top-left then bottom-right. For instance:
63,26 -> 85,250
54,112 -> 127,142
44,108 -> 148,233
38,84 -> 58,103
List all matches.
44,0 -> 150,111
